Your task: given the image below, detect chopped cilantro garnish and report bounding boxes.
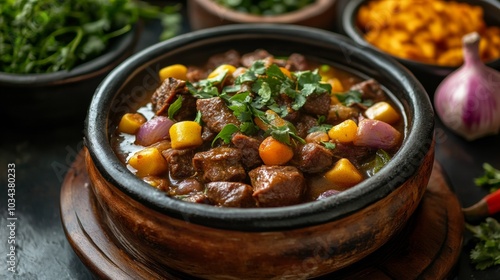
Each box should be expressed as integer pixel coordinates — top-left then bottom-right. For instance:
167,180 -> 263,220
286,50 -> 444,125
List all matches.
187,59 -> 331,146
336,90 -> 373,107
167,95 -> 183,120
474,163 -> 500,193
322,141 -> 336,150
212,124 -> 239,146
466,218 -> 500,270
308,115 -> 333,134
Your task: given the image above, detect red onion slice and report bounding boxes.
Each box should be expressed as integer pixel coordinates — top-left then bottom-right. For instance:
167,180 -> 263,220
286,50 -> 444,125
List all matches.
353,119 -> 401,150
135,116 -> 174,146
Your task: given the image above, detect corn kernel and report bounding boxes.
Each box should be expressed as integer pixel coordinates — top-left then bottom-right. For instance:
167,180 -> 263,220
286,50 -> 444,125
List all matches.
364,102 -> 400,124
328,119 -> 358,143
128,147 -> 168,177
159,64 -> 187,82
169,121 -> 203,149
118,113 -> 146,134
324,158 -> 363,189
328,78 -> 344,93
208,64 -> 237,79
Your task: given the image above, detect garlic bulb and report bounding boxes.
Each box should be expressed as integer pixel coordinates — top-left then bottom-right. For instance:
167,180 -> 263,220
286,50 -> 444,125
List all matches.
434,32 -> 500,141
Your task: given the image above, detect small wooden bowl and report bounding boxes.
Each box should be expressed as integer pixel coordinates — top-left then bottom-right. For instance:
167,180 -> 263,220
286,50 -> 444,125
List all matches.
84,24 -> 435,279
187,0 -> 338,30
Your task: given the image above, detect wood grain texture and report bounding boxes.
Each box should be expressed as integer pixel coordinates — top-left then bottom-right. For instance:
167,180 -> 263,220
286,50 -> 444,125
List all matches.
60,148 -> 462,279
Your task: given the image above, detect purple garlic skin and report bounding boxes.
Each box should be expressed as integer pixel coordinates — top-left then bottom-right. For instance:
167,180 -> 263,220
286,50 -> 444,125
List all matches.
434,32 -> 500,141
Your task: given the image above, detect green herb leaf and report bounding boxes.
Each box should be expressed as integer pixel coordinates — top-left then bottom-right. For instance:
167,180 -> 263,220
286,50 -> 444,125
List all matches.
0,0 -> 182,74
194,110 -> 202,124
187,81 -> 219,99
361,149 -> 392,177
322,142 -> 336,150
466,218 -> 500,270
212,124 -> 239,146
474,163 -> 500,193
336,90 -> 373,107
167,95 -> 183,120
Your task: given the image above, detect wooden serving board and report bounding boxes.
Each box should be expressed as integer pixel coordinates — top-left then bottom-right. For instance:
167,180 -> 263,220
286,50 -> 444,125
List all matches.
60,151 -> 464,280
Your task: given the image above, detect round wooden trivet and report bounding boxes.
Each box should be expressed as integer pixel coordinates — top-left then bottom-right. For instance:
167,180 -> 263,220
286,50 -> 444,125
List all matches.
60,151 -> 464,280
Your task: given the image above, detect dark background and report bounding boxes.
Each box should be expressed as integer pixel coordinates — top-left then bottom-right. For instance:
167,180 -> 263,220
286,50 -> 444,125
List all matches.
1,1 -> 500,279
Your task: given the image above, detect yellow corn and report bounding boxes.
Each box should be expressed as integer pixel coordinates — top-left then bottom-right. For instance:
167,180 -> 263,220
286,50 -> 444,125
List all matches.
128,147 -> 168,177
118,113 -> 146,134
327,78 -> 344,93
159,64 -> 188,82
364,102 -> 400,124
328,119 -> 358,143
324,158 -> 363,189
169,121 -> 203,149
208,64 -> 237,79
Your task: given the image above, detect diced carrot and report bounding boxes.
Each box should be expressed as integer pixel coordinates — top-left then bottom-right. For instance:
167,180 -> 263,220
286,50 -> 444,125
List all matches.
324,158 -> 363,189
259,136 -> 294,166
118,113 -> 146,134
328,119 -> 358,143
280,67 -> 292,79
128,147 -> 168,177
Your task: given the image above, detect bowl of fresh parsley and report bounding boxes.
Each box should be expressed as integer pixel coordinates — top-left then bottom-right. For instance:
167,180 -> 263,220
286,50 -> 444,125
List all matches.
0,0 -> 181,127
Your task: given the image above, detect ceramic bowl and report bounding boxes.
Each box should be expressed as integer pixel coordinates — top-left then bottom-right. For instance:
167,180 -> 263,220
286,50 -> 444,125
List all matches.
84,24 -> 434,279
0,26 -> 139,128
338,0 -> 500,94
187,0 -> 337,30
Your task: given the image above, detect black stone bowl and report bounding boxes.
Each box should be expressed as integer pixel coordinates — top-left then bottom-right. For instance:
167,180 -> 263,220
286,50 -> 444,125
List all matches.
0,26 -> 139,128
83,24 -> 435,278
338,0 -> 500,95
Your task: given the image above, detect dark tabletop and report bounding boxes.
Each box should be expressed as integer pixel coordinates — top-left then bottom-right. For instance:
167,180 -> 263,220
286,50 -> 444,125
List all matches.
1,2 -> 500,279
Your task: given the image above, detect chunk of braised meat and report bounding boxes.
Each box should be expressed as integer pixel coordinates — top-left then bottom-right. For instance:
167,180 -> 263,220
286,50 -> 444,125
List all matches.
152,77 -> 185,115
241,49 -> 273,67
231,133 -> 262,169
201,126 -> 216,142
173,178 -> 204,195
295,143 -> 334,173
151,77 -> 198,120
206,50 -> 241,70
303,92 -> 331,116
186,66 -> 206,82
332,143 -> 376,166
193,147 -> 246,183
205,182 -> 255,208
328,104 -> 359,123
295,114 -> 319,139
181,192 -> 210,204
162,148 -> 195,179
276,94 -> 299,122
196,97 -> 241,133
249,166 -> 305,207
143,176 -> 170,192
350,79 -> 385,103
285,53 -> 309,71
